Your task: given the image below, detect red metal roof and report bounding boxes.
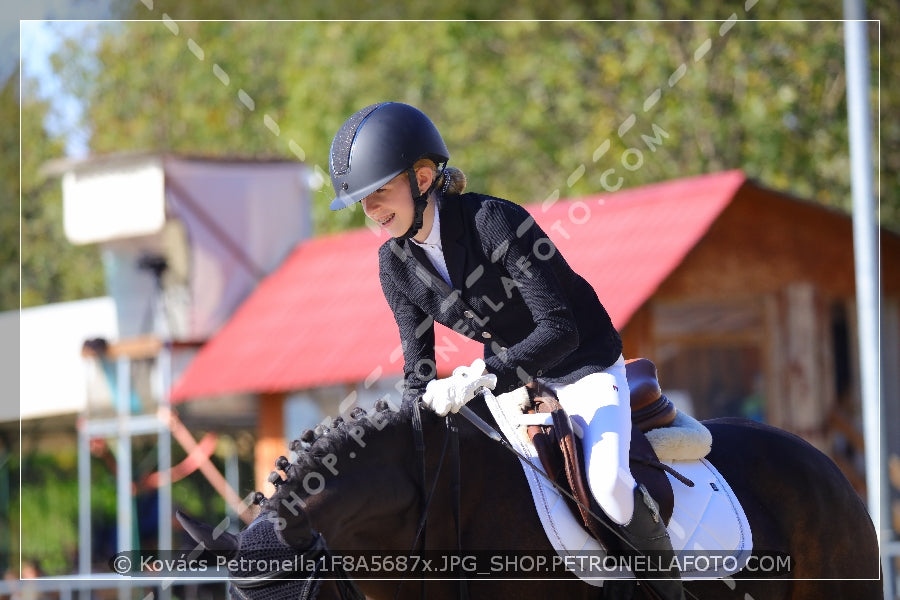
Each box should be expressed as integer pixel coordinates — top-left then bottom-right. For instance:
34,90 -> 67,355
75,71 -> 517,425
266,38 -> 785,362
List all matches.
170,170 -> 747,401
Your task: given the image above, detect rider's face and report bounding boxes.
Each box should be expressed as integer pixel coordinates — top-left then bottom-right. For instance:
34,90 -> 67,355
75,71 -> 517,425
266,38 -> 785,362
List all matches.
361,167 -> 435,240
361,172 -> 417,238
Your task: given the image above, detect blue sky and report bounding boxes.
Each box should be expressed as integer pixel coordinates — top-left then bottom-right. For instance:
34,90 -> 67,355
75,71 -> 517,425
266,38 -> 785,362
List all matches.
12,0 -> 114,156
20,21 -> 92,156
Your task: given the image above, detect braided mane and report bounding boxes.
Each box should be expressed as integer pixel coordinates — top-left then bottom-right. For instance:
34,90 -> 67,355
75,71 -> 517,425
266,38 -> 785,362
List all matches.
261,399 -> 415,505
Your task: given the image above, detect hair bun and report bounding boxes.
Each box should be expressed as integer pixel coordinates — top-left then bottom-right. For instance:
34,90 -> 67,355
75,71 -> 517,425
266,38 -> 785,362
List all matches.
441,166 -> 467,196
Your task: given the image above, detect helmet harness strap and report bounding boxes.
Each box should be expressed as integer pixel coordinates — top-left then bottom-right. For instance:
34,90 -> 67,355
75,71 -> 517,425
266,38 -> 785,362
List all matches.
398,163 -> 446,240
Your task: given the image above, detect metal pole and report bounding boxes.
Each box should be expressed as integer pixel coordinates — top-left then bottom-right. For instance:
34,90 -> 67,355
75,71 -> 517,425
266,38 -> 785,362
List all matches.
224,436 -> 240,533
0,448 -> 9,576
115,356 -> 132,555
842,3 -> 888,594
114,357 -> 132,600
76,429 -> 92,600
157,342 -> 173,600
77,423 -> 91,578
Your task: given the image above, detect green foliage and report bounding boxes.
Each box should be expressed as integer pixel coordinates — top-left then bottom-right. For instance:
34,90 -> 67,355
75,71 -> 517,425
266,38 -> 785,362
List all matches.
871,1 -> 899,229
12,4 -> 895,306
52,18 -> 893,235
0,76 -> 19,311
13,435 -> 250,575
15,76 -> 106,309
110,0 -> 841,22
15,450 -> 114,575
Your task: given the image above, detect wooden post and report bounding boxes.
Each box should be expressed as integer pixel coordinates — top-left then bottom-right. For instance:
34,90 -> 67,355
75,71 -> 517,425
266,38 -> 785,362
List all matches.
256,393 -> 286,494
778,283 -> 829,450
763,292 -> 786,430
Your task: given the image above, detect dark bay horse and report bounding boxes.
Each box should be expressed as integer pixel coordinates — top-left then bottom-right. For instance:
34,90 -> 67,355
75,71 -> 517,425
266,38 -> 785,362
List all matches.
179,396 -> 882,600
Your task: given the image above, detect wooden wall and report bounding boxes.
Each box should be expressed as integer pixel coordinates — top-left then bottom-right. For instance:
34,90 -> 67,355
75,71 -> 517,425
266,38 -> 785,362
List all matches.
620,182 -> 899,489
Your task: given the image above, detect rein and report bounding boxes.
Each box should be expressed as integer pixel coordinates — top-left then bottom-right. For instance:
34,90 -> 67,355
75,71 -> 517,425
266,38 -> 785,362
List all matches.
268,402 -> 464,600
303,536 -> 365,600
304,397 -> 648,600
393,400 -> 469,600
457,397 -> 646,556
301,400 -> 459,600
305,537 -> 365,600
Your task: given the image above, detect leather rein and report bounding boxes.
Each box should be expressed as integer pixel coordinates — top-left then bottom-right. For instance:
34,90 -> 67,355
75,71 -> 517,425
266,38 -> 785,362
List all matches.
280,401 -> 466,600
394,400 -> 469,600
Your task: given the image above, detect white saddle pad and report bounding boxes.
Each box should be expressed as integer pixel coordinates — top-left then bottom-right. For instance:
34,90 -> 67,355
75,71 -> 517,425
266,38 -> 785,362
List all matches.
485,388 -> 753,584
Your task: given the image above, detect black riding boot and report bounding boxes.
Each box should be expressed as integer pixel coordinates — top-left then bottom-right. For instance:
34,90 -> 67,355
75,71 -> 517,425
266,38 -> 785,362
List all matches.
612,484 -> 685,600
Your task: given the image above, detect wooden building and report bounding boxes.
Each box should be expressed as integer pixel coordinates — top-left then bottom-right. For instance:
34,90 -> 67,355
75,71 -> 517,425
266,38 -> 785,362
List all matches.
620,176 -> 900,492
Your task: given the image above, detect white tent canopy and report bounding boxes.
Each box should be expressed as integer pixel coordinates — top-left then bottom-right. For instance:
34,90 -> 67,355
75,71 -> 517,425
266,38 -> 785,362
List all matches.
1,297 -> 118,422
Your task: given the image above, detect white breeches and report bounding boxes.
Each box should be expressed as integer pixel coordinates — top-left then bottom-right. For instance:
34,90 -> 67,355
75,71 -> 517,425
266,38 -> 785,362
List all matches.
543,354 -> 636,525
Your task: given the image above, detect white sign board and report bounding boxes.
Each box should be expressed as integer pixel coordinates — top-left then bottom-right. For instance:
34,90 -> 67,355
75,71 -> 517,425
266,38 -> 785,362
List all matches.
63,156 -> 166,244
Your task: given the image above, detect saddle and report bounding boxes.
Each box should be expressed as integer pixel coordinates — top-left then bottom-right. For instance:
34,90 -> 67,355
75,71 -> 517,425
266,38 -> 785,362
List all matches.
525,358 -> 679,552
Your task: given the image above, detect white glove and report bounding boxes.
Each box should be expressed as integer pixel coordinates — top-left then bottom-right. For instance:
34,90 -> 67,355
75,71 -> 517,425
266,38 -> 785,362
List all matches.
421,359 -> 498,416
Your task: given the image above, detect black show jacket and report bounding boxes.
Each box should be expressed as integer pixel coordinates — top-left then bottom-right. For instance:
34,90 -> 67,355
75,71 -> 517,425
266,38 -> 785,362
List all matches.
378,192 -> 622,404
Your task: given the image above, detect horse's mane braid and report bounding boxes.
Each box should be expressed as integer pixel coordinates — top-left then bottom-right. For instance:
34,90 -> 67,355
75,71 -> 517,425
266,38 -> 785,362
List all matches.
254,399 -> 408,506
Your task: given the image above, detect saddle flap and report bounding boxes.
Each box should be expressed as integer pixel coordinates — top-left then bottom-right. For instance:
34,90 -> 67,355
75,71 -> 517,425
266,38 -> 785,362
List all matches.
524,381 -> 675,553
549,409 -> 610,543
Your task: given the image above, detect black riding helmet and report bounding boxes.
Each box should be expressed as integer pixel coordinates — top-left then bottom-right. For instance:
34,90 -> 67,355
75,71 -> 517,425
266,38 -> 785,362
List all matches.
329,102 -> 449,237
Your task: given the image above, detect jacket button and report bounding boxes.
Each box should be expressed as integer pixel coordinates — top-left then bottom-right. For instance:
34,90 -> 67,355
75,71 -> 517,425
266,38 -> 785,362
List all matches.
464,310 -> 474,319
481,332 -> 492,339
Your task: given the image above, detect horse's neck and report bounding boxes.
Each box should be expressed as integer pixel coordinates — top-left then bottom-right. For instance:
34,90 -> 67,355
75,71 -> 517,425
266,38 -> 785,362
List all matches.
298,412 -> 426,548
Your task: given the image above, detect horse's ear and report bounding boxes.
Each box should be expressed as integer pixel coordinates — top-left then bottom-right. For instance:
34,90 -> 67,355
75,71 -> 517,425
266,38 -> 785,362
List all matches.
176,510 -> 239,558
274,497 -> 316,550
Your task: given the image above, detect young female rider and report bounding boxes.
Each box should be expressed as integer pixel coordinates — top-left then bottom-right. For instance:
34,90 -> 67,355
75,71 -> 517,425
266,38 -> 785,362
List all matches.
328,102 -> 684,599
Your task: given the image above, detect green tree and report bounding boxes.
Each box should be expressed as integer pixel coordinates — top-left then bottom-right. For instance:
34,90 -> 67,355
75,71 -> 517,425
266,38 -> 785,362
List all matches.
19,77 -> 104,308
52,18 -> 891,235
11,2 -> 895,307
14,437 -> 250,575
0,74 -> 18,311
0,67 -> 106,310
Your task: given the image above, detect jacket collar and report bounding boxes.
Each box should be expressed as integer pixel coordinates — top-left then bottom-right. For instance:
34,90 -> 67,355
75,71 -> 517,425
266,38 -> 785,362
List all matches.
436,197 -> 468,289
